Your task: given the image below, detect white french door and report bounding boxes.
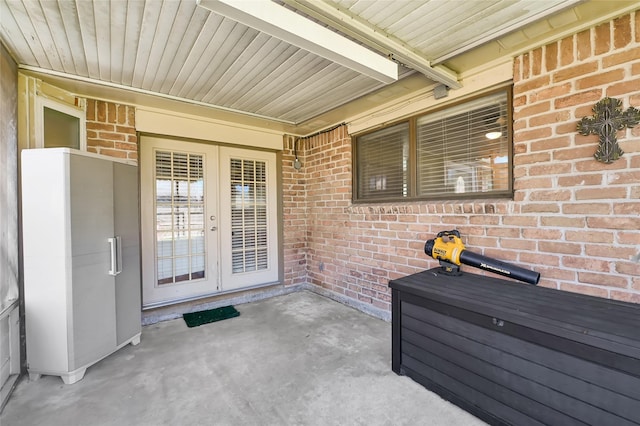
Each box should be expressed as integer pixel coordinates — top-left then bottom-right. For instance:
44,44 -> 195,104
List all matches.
218,147 -> 279,291
140,136 -> 278,308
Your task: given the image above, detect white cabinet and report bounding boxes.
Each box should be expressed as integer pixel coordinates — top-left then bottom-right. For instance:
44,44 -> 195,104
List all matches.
21,148 -> 141,384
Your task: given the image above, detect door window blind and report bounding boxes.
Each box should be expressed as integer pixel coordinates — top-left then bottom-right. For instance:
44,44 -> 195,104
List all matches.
230,158 -> 268,274
155,151 -> 205,285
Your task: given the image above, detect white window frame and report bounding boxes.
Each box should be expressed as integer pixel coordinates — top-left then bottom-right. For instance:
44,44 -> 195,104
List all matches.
35,96 -> 87,151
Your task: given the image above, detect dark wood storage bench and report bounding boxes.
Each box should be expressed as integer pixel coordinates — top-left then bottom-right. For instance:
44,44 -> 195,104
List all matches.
389,268 -> 640,426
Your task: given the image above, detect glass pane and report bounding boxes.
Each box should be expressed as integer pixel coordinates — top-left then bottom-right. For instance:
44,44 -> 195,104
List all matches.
244,183 -> 255,204
157,259 -> 173,285
174,257 -> 189,281
173,153 -> 189,180
191,256 -> 205,280
155,150 -> 206,285
356,122 -> 409,199
255,183 -> 266,204
256,207 -> 267,227
156,152 -> 173,177
231,208 -> 243,228
245,250 -> 256,271
174,236 -> 189,256
43,106 -> 80,149
243,160 -> 255,181
172,205 -> 187,234
156,231 -> 173,257
257,248 -> 268,269
189,179 -> 204,203
188,209 -> 204,231
244,209 -> 255,225
232,252 -> 244,273
189,156 -> 203,179
245,229 -> 256,249
230,157 -> 269,274
156,179 -> 172,202
255,162 -> 266,181
417,91 -> 509,197
190,230 -> 205,254
257,228 -> 267,247
232,229 -> 243,249
230,159 -> 243,181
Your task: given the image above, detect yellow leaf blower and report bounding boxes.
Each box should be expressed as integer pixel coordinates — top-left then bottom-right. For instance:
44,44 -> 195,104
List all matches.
424,230 -> 540,285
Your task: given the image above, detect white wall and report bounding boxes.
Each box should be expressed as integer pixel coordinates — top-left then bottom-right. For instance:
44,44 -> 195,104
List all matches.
0,42 -> 21,410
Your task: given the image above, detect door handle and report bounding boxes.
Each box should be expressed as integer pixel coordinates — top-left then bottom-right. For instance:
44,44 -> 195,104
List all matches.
108,236 -> 122,276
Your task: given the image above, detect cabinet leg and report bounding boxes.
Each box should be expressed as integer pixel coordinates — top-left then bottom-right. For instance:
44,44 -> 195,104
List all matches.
61,368 -> 86,385
130,334 -> 141,346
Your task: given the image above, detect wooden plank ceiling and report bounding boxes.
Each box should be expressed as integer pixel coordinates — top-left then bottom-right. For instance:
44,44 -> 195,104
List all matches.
0,0 -> 631,131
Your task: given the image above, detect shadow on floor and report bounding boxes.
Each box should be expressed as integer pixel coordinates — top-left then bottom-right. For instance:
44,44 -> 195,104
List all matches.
1,291 -> 486,425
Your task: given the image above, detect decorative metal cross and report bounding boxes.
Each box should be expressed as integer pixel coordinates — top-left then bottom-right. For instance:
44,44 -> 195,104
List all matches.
577,97 -> 640,163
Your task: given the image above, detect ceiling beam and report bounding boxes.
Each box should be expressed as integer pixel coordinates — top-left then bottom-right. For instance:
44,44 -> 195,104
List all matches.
282,0 -> 461,89
196,0 -> 398,84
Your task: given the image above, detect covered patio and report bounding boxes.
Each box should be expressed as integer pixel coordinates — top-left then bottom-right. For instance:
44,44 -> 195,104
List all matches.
1,291 -> 485,425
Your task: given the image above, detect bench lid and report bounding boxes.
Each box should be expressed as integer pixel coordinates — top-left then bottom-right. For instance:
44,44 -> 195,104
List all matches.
390,268 -> 640,363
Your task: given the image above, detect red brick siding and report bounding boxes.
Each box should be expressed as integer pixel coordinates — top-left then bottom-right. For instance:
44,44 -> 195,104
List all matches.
281,10 -> 640,311
86,100 -> 138,162
514,10 -> 640,302
282,136 -> 308,288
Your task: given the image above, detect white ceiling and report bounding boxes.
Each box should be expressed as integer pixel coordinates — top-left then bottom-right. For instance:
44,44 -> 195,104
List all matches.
1,0 -> 637,134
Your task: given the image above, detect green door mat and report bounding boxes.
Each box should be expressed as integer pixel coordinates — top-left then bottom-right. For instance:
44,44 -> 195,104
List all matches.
183,306 -> 240,328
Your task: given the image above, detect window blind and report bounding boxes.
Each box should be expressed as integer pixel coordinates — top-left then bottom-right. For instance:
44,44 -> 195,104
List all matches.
417,92 -> 509,197
230,158 -> 268,274
356,122 -> 409,199
354,89 -> 512,202
154,151 -> 205,285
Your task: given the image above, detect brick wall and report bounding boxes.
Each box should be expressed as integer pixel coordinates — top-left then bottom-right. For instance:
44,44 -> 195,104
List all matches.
86,100 -> 138,162
284,126 -> 430,315
282,10 -> 640,314
513,10 -> 640,303
283,136 -> 308,288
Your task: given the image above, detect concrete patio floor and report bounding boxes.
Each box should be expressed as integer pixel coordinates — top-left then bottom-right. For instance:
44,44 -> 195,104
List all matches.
1,291 -> 486,425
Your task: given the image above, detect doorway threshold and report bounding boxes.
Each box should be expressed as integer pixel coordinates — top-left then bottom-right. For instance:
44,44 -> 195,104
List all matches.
142,283 -> 303,325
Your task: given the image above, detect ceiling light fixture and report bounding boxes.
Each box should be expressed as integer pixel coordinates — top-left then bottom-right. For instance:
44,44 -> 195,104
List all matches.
485,114 -> 505,140
485,131 -> 502,140
196,0 -> 398,84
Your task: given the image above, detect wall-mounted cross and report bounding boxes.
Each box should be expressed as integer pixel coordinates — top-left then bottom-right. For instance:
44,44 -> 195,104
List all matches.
577,97 -> 640,164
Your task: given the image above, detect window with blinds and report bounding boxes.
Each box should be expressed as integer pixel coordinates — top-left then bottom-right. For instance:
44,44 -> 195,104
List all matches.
354,88 -> 512,202
230,158 -> 268,274
356,122 -> 409,199
155,151 -> 205,285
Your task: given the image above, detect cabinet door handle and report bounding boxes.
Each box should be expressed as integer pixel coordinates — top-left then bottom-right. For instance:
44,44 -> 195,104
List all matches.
108,236 -> 122,276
